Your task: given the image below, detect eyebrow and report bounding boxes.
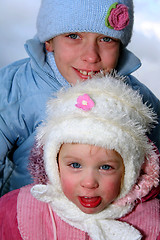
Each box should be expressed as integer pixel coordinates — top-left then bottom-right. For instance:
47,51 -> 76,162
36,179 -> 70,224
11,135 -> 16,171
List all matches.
61,155 -> 81,161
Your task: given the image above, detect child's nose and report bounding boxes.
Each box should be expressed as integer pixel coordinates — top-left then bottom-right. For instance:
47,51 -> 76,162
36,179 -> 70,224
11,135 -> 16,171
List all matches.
80,43 -> 101,64
80,171 -> 99,189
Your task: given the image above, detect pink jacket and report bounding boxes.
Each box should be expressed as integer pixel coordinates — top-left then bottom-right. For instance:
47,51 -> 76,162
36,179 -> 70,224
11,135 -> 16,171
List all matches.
0,185 -> 160,240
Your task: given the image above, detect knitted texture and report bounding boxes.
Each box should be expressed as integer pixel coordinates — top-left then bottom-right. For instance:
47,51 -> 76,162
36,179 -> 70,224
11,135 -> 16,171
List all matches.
17,185 -> 55,240
17,185 -> 92,240
37,0 -> 134,46
0,189 -> 22,240
16,185 -> 160,240
120,199 -> 160,240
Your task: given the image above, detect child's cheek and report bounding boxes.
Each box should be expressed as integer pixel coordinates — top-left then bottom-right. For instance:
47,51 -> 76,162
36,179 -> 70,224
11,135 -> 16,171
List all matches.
104,179 -> 122,202
60,177 -> 75,200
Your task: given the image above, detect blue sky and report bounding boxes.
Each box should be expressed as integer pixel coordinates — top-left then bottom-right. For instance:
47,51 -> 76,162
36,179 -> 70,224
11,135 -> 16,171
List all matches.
0,0 -> 160,98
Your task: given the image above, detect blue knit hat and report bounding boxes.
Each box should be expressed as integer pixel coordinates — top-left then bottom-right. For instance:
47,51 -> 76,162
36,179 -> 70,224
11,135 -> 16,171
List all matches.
36,0 -> 134,46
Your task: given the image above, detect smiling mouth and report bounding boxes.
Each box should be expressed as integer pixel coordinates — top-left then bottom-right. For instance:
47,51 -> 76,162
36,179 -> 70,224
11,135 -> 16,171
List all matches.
78,196 -> 102,208
76,69 -> 100,77
78,70 -> 96,76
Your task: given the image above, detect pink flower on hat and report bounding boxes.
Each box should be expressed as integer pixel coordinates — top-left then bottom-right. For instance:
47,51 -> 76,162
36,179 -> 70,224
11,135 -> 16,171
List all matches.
75,94 -> 94,111
105,2 -> 129,31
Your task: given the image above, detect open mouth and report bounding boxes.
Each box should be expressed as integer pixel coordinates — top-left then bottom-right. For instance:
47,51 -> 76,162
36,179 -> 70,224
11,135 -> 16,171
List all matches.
78,70 -> 97,76
75,68 -> 100,79
78,196 -> 102,208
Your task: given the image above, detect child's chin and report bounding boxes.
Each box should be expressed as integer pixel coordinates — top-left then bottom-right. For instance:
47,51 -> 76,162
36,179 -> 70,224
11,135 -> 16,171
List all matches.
78,205 -> 103,215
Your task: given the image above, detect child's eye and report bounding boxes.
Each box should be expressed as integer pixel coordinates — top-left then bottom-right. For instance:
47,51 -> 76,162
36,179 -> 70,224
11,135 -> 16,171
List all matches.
70,162 -> 81,168
100,165 -> 112,170
101,37 -> 113,42
67,34 -> 80,39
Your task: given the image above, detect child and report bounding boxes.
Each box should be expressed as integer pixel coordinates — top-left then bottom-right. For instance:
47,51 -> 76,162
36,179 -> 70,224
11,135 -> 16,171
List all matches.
0,74 -> 159,240
0,0 -> 160,197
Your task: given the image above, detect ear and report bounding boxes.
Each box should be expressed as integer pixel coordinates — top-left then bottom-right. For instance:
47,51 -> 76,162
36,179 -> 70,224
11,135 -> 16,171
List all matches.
45,40 -> 54,52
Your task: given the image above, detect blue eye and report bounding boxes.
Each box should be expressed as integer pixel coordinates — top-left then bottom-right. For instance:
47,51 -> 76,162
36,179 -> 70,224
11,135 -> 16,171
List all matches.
68,34 -> 80,39
70,162 -> 81,168
101,37 -> 112,42
100,165 -> 112,170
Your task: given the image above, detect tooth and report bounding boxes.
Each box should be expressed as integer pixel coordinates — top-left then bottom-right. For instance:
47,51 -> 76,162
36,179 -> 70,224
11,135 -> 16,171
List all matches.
83,71 -> 88,75
88,71 -> 93,76
79,70 -> 96,76
79,70 -> 89,76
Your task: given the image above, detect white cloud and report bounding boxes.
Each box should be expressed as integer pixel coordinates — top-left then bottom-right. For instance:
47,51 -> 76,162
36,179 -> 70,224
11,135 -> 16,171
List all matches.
0,0 -> 40,67
134,17 -> 160,40
142,22 -> 160,40
127,0 -> 160,99
133,0 -> 160,40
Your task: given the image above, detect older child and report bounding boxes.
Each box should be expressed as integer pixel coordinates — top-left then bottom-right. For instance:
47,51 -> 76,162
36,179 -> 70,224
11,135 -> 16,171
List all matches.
0,0 -> 160,196
0,74 -> 159,240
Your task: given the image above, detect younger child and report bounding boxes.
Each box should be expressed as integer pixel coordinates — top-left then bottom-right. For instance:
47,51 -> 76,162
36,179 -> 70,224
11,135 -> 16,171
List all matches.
0,0 -> 160,197
0,74 -> 159,240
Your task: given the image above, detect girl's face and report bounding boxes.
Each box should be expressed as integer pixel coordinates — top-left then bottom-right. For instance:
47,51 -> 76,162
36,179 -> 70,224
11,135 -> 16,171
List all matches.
58,143 -> 124,214
46,32 -> 120,85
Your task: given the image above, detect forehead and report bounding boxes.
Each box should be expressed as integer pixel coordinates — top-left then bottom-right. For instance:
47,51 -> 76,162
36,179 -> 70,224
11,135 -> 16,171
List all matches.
59,143 -> 122,160
60,143 -> 102,153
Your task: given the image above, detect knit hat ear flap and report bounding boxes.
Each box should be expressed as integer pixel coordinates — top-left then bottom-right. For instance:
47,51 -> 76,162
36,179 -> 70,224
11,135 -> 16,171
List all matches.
37,0 -> 134,46
114,143 -> 160,206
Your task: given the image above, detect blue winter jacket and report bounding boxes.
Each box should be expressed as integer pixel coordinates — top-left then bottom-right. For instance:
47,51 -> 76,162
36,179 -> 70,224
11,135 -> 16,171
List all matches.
0,37 -> 160,196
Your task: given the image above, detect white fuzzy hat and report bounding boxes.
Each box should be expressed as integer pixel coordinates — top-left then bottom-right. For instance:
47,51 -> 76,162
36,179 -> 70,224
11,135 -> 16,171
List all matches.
36,73 -> 157,198
37,0 -> 134,46
31,73 -> 159,240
